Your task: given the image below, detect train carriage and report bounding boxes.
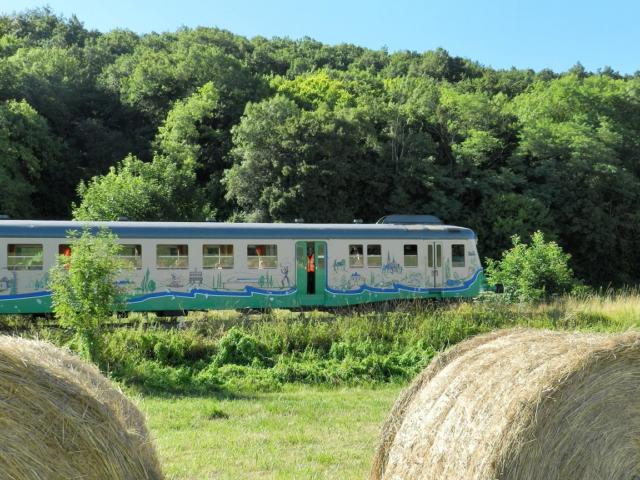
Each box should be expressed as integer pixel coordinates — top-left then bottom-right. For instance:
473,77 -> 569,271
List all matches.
0,215 -> 484,314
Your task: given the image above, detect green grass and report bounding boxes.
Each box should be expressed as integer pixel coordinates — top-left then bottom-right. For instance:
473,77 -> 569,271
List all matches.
137,385 -> 401,479
6,292 -> 640,395
4,293 -> 640,477
127,293 -> 640,478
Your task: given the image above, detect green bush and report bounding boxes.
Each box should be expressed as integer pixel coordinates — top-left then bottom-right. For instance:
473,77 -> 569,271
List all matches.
49,228 -> 123,366
485,231 -> 577,302
213,327 -> 272,367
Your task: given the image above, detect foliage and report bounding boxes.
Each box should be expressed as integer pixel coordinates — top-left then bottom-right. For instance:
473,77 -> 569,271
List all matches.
14,291 -> 640,394
485,231 -> 577,302
0,99 -> 60,217
225,95 -> 382,222
213,327 -> 272,367
3,8 -> 640,285
49,228 -> 124,365
73,154 -> 211,221
154,81 -> 232,217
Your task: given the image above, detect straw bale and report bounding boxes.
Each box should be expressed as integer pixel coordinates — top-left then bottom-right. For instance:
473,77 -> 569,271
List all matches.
371,328 -> 640,480
0,336 -> 163,480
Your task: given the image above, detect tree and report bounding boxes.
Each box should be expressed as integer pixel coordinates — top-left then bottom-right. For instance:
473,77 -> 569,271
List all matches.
272,70 -> 357,110
155,82 -> 221,164
2,35 -> 137,217
225,95 -> 382,222
470,193 -> 556,261
0,7 -> 95,48
509,74 -> 640,284
49,228 -> 124,366
73,154 -> 211,221
99,34 -> 263,123
155,82 -> 233,217
485,231 -> 576,302
0,99 -> 60,218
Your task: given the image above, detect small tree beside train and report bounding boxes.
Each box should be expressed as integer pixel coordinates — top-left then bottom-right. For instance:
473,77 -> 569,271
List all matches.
49,228 -> 125,367
485,231 -> 577,302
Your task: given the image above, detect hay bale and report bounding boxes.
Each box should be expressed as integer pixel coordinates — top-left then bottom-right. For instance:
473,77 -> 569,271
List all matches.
371,329 -> 640,480
0,336 -> 163,479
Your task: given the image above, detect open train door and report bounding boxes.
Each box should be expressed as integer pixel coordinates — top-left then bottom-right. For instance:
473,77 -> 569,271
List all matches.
426,241 -> 443,288
296,241 -> 327,305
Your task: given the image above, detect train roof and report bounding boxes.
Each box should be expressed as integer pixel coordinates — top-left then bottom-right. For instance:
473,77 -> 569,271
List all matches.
0,220 -> 477,240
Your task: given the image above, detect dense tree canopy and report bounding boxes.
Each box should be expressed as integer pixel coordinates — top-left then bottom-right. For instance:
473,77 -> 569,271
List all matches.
0,99 -> 60,217
73,154 -> 210,221
2,8 -> 640,286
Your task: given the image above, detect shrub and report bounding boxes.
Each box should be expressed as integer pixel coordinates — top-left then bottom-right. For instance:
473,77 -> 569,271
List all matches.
213,327 -> 272,367
49,228 -> 123,366
485,231 -> 577,302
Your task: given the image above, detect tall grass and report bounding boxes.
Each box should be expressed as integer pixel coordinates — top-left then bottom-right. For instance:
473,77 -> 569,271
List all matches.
2,292 -> 639,393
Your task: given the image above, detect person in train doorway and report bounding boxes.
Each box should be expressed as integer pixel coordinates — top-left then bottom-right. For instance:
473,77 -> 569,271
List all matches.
307,244 -> 315,294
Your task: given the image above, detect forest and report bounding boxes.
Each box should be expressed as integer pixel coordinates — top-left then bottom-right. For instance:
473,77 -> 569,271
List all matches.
1,8 -> 639,286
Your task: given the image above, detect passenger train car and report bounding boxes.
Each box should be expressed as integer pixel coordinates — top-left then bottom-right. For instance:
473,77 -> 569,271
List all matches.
0,215 -> 484,314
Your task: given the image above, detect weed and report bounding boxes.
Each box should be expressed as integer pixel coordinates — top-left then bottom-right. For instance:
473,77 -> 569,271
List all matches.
10,292 -> 640,394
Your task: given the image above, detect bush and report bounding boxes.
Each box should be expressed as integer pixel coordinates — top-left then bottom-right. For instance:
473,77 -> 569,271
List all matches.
49,228 -> 123,366
485,231 -> 577,302
213,327 -> 272,367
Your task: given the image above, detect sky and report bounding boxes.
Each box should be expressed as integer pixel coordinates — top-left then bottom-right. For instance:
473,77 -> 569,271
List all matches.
2,0 -> 638,74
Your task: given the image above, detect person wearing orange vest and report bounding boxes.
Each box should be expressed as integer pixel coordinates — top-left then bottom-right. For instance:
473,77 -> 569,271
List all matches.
307,246 -> 315,294
62,245 -> 71,270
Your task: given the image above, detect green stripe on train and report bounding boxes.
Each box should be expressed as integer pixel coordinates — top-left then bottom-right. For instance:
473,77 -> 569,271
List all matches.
0,272 -> 484,314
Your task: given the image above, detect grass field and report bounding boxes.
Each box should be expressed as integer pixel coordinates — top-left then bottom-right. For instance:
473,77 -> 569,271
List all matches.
129,293 -> 640,478
138,385 -> 402,479
6,292 -> 640,478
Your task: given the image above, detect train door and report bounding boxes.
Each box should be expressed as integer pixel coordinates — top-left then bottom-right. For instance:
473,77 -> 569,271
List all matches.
295,241 -> 326,302
426,241 -> 443,288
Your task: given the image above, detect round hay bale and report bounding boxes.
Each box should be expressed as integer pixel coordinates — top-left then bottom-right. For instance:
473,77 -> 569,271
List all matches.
0,336 -> 163,480
371,328 -> 640,480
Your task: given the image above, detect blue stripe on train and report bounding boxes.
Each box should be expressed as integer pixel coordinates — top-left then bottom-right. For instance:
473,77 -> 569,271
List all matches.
0,269 -> 482,303
325,268 -> 483,295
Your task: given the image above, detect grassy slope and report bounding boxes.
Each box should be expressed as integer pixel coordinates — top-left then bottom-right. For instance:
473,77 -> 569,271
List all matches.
138,385 -> 401,480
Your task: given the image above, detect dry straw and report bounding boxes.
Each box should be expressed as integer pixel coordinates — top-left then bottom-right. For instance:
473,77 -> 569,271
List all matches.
371,329 -> 640,480
0,336 -> 163,480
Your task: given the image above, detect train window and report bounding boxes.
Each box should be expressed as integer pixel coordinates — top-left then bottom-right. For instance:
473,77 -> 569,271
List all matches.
58,244 -> 72,269
203,245 -> 234,269
7,244 -> 43,270
404,244 -> 418,267
59,244 -> 72,256
367,244 -> 382,267
349,245 -> 364,268
427,245 -> 433,268
156,244 -> 188,269
247,244 -> 277,269
120,244 -> 142,269
452,244 -> 465,267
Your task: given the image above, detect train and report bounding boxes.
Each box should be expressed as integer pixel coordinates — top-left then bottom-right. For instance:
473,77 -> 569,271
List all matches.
0,215 -> 484,314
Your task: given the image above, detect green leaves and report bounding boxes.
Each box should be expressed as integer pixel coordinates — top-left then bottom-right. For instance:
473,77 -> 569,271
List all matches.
156,82 -> 221,166
49,228 -> 124,365
486,231 -> 577,302
225,95 -> 382,222
273,71 -> 357,110
3,9 -> 640,287
73,154 -> 211,221
0,99 -> 59,218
